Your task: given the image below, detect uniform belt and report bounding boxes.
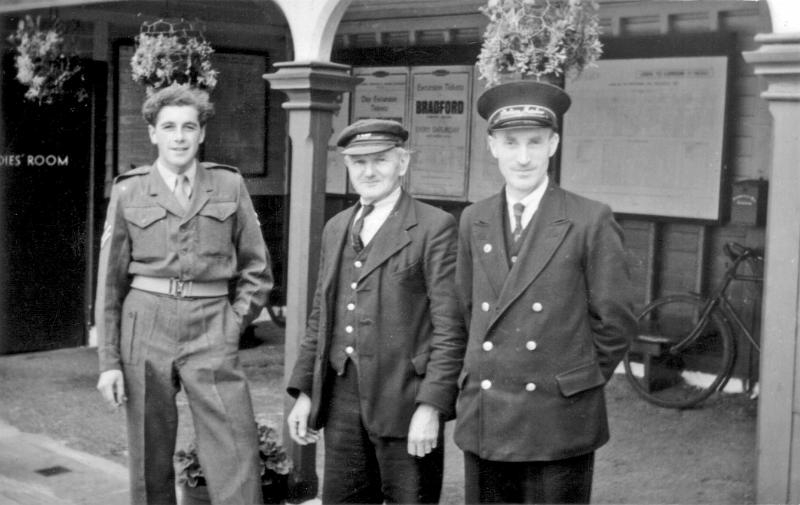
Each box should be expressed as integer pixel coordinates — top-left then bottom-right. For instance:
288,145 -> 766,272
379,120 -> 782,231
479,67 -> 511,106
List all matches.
130,276 -> 229,298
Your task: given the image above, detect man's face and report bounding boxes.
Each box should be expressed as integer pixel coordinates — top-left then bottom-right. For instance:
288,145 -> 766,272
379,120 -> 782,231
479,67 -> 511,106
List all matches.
488,127 -> 559,200
148,105 -> 205,174
345,148 -> 409,204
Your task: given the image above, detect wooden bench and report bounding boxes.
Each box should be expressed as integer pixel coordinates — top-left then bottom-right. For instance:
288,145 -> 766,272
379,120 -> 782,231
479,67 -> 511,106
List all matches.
631,334 -> 681,392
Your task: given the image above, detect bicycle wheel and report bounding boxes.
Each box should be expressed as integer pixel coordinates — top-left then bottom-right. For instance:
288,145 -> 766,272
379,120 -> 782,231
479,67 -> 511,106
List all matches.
623,294 -> 735,409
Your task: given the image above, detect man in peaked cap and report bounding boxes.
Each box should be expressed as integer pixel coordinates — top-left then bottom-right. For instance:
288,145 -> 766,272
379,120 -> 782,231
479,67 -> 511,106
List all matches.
286,118 -> 465,504
95,84 -> 272,505
454,80 -> 636,503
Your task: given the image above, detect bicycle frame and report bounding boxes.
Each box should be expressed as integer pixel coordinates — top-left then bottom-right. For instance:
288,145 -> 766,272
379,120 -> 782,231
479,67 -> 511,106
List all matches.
671,248 -> 762,355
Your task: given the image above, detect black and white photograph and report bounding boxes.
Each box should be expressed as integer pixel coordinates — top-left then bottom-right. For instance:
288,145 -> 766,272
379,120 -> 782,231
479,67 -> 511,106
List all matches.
0,0 -> 797,504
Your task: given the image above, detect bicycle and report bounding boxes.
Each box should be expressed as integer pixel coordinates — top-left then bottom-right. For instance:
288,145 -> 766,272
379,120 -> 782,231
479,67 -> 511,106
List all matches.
622,242 -> 763,409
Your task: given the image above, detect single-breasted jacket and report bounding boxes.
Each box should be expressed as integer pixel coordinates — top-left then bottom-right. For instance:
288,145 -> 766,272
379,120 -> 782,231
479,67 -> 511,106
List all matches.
287,190 -> 466,438
453,181 -> 635,462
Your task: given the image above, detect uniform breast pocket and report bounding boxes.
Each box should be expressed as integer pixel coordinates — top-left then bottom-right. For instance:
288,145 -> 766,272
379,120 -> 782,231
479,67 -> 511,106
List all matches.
124,207 -> 167,261
390,260 -> 426,293
198,202 -> 237,255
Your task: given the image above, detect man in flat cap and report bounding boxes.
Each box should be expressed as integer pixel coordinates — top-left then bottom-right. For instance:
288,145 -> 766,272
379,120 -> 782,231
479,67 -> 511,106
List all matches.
454,81 -> 636,503
286,119 -> 465,504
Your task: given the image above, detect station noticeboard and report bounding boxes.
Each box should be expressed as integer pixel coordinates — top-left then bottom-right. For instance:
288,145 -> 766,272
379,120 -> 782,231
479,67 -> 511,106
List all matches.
561,56 -> 729,221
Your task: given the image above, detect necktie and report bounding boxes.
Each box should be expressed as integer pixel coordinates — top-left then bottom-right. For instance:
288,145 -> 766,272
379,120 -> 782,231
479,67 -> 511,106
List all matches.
174,174 -> 191,211
512,203 -> 525,242
351,203 -> 375,252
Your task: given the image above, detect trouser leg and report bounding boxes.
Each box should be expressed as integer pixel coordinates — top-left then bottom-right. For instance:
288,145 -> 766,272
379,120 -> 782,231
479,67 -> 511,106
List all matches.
463,451 -> 509,504
524,452 -> 594,504
373,431 -> 444,504
322,363 -> 382,505
178,296 -> 262,505
122,289 -> 180,505
464,450 -> 595,504
322,363 -> 443,504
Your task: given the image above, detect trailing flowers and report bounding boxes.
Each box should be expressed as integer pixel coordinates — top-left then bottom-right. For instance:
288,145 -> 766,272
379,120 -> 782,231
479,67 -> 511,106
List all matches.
130,19 -> 218,94
7,15 -> 86,104
476,0 -> 603,87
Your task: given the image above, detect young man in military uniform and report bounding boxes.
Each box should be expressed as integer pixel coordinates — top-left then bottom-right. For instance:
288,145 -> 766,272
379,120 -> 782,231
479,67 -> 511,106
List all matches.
454,81 -> 636,503
95,84 -> 272,505
285,119 -> 465,504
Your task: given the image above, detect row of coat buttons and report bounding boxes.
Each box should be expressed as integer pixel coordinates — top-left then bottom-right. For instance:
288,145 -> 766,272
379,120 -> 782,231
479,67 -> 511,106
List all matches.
480,379 -> 536,392
480,302 -> 544,312
481,340 -> 537,351
482,243 -> 525,258
348,262 -> 363,290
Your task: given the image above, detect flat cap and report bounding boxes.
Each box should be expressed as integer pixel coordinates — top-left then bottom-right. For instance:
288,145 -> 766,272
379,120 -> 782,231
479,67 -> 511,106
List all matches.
337,119 -> 409,155
477,81 -> 571,131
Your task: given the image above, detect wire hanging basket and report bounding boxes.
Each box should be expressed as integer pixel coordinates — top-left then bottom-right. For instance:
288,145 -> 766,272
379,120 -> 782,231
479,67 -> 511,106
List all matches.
130,17 -> 218,95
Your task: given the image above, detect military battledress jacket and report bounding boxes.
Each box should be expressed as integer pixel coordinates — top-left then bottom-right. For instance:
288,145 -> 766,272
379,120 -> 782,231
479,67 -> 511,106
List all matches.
454,181 -> 636,462
95,162 -> 272,372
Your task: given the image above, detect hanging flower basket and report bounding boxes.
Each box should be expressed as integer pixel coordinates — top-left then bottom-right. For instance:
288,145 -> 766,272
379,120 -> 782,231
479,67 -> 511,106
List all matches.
130,18 -> 218,95
476,0 -> 603,87
6,15 -> 87,104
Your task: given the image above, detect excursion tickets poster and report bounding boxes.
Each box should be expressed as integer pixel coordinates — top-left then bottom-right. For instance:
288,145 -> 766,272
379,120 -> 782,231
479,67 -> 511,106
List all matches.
351,67 -> 409,123
408,66 -> 472,199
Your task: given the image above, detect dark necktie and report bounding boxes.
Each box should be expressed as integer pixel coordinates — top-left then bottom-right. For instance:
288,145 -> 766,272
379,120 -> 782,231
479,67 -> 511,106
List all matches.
351,203 -> 375,252
512,203 -> 525,242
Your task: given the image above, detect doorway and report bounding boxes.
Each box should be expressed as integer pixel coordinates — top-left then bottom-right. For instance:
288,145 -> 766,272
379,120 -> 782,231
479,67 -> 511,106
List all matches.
1,54 -> 106,354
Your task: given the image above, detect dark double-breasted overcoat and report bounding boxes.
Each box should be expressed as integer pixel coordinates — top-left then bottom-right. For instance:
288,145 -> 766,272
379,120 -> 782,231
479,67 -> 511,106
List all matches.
287,190 -> 465,437
454,181 -> 636,462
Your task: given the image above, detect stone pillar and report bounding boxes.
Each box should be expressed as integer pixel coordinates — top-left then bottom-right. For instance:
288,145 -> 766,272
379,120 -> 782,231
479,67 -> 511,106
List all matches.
263,61 -> 360,501
743,32 -> 800,504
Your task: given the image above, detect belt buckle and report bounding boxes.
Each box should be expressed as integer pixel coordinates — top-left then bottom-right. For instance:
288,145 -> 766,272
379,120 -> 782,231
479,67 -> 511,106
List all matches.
170,279 -> 190,297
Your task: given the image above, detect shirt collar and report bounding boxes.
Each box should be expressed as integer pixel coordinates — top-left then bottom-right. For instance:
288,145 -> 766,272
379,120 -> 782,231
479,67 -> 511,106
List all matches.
156,159 -> 197,191
505,175 -> 549,229
360,185 -> 402,214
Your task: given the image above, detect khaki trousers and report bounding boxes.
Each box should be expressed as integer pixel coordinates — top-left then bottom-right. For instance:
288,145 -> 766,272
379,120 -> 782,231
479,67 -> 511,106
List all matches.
121,288 -> 262,505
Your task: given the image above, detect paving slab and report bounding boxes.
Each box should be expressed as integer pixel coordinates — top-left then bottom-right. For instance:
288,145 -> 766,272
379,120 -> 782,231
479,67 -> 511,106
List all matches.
0,420 -> 128,505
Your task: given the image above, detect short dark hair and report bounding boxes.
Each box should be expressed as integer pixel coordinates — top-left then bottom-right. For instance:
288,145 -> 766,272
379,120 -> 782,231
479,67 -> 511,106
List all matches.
141,84 -> 215,126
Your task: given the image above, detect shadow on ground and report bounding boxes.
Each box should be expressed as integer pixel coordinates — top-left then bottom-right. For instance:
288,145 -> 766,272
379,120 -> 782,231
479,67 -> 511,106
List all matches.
0,322 -> 756,504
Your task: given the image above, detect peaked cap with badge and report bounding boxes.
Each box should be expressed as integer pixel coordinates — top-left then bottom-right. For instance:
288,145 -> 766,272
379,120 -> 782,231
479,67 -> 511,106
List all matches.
337,118 -> 409,155
477,80 -> 572,131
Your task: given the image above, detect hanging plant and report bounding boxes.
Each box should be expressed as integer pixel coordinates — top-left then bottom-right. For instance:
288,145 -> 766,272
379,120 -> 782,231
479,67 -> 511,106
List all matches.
476,0 -> 603,87
6,15 -> 87,104
130,18 -> 218,95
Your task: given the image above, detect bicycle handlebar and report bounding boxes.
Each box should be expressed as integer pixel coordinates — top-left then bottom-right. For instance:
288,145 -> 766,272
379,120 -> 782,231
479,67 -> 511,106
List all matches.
724,241 -> 763,262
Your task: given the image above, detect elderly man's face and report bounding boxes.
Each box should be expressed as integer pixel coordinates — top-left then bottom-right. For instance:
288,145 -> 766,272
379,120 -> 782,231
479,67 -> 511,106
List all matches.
345,148 -> 409,204
488,127 -> 559,201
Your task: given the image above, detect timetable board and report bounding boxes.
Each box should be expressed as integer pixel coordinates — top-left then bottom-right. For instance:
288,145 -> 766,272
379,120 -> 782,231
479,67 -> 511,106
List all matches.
561,56 -> 729,221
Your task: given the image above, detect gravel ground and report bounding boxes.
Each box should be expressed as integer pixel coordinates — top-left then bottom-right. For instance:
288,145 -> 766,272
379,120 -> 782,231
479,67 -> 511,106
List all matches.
0,323 -> 756,504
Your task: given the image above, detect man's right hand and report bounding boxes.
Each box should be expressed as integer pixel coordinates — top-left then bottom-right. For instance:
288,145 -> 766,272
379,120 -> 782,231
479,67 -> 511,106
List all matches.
97,370 -> 126,408
287,393 -> 320,445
